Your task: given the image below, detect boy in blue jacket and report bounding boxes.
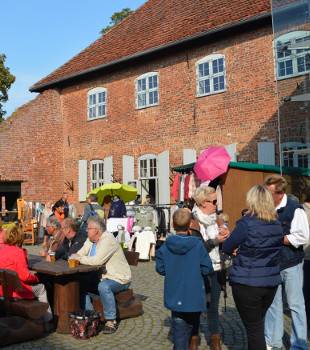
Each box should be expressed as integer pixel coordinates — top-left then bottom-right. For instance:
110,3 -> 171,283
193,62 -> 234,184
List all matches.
156,208 -> 213,350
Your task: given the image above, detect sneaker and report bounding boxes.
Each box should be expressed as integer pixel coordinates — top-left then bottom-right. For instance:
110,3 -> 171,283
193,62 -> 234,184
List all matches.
102,320 -> 118,334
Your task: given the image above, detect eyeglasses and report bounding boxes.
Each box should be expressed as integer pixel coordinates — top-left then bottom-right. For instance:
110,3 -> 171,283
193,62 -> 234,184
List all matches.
207,199 -> 217,205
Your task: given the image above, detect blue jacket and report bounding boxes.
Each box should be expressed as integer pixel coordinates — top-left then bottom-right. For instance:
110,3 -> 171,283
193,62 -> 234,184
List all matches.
223,215 -> 284,287
156,234 -> 213,312
277,197 -> 304,270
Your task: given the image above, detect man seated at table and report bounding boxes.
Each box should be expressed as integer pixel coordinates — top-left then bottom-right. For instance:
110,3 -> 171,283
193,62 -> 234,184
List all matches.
70,216 -> 131,334
55,218 -> 86,260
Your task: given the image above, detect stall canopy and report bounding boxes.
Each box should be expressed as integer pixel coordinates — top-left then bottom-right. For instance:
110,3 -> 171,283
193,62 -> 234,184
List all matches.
172,161 -> 310,177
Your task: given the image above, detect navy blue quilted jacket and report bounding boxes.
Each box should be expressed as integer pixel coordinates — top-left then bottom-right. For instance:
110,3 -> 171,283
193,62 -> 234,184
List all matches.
223,215 -> 284,287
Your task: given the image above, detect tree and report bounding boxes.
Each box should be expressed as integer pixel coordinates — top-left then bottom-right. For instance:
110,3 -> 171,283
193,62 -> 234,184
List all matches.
101,8 -> 133,34
0,54 -> 15,121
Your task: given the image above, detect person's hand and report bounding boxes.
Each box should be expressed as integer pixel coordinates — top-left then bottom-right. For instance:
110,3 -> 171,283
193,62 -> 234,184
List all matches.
45,255 -> 51,262
218,226 -> 230,242
39,250 -> 47,257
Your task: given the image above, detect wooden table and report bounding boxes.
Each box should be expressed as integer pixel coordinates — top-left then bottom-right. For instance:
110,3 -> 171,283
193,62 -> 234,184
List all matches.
28,255 -> 102,334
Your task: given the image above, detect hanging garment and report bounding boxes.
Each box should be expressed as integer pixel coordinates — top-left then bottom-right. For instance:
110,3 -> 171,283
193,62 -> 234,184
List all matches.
179,175 -> 185,202
184,175 -> 191,200
171,174 -> 180,201
216,185 -> 223,212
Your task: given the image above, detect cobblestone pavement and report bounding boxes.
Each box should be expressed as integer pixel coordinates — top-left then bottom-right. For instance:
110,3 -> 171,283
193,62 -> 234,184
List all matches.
3,246 -> 310,350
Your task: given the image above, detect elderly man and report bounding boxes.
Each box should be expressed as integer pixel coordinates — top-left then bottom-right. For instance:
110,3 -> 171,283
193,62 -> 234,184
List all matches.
264,175 -> 309,350
71,216 -> 131,334
55,218 -> 86,260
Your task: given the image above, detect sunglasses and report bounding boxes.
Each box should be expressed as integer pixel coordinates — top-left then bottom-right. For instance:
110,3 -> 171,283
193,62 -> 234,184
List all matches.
207,199 -> 217,205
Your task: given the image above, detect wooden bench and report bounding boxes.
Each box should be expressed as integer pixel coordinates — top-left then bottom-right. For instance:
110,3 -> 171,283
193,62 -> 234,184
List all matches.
0,269 -> 48,320
0,269 -> 49,346
92,250 -> 143,321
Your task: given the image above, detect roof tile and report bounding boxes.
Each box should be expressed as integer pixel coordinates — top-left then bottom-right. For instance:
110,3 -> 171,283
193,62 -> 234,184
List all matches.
31,0 -> 270,91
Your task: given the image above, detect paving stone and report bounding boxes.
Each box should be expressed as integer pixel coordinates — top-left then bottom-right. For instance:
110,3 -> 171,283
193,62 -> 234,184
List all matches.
2,245 -> 309,349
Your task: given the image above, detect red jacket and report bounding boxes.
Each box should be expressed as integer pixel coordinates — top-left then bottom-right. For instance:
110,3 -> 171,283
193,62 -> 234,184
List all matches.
0,243 -> 39,299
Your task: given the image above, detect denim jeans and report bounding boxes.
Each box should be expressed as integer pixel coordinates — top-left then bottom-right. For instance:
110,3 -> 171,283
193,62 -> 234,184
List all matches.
303,260 -> 310,328
171,311 -> 201,350
206,272 -> 221,335
264,263 -> 308,350
85,279 -> 130,320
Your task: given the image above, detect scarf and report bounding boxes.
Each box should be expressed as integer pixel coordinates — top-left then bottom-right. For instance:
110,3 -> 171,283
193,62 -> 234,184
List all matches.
192,204 -> 217,227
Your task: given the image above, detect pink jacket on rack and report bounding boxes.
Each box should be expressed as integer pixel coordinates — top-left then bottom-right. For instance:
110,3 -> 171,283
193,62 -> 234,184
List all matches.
171,173 -> 180,201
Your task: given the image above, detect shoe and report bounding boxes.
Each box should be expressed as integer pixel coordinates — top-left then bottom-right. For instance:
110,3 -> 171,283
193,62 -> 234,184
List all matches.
210,334 -> 222,350
102,320 -> 118,334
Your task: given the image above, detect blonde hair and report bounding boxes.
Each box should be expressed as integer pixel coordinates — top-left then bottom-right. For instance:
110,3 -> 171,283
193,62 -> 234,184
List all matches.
173,208 -> 192,231
264,174 -> 287,193
193,186 -> 215,206
246,185 -> 276,222
3,223 -> 24,247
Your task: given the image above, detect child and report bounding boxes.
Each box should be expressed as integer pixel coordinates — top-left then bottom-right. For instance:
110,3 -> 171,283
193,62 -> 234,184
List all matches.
156,208 -> 213,350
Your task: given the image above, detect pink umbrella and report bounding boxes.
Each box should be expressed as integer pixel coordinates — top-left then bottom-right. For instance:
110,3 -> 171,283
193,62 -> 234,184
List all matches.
194,146 -> 231,181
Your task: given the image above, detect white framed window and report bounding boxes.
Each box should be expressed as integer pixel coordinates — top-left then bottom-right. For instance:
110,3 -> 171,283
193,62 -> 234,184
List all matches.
87,87 -> 107,120
135,72 -> 159,109
275,31 -> 310,80
196,54 -> 226,97
90,160 -> 104,190
281,142 -> 310,168
138,154 -> 158,179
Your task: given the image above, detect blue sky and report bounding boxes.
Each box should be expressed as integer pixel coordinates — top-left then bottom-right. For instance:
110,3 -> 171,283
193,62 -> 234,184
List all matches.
2,0 -> 145,117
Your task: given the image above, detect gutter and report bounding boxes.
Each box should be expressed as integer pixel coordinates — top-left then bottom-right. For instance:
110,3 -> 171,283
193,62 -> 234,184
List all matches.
30,12 -> 271,93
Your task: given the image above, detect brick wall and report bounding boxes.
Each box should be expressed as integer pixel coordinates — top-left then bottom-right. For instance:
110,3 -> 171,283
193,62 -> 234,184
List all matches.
0,89 -> 64,203
60,24 -> 279,208
1,22 -> 308,211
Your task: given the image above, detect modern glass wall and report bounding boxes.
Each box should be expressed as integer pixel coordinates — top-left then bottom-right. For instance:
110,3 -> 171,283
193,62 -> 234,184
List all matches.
271,0 -> 310,173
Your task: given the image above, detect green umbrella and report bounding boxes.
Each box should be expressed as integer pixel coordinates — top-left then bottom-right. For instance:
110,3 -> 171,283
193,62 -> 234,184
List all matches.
89,183 -> 138,205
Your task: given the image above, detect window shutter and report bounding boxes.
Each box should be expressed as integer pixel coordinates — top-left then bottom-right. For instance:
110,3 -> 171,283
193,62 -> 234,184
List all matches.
78,160 -> 88,202
258,142 -> 275,165
122,155 -> 135,185
225,143 -> 237,162
183,149 -> 196,164
158,150 -> 170,205
104,156 -> 113,184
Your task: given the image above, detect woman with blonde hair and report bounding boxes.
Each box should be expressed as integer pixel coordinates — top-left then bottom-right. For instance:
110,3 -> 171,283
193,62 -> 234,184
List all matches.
0,223 -> 53,325
223,185 -> 284,350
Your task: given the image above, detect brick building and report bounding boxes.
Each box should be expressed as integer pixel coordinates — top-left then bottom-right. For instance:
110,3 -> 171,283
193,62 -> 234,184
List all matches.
0,0 -> 309,211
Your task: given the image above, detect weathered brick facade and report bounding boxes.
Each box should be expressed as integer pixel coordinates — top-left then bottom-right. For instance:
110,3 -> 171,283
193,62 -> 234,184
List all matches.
0,6 -> 308,212
0,90 -> 64,203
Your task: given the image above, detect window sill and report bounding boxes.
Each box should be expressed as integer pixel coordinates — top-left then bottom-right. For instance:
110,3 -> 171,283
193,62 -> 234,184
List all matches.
87,115 -> 107,121
196,89 -> 227,98
136,103 -> 159,110
277,71 -> 310,81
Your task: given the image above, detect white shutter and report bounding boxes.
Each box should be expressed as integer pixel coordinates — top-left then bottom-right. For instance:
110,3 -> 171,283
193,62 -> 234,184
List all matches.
158,150 -> 170,205
225,143 -> 237,162
122,155 -> 135,184
183,149 -> 196,164
258,142 -> 275,165
104,156 -> 113,184
78,160 -> 88,202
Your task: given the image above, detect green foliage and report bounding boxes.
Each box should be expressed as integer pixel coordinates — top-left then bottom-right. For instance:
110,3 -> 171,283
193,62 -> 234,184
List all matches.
0,54 -> 15,121
101,8 -> 133,34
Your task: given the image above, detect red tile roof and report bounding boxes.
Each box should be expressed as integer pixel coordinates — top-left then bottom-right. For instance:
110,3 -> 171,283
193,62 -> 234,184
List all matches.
31,0 -> 270,92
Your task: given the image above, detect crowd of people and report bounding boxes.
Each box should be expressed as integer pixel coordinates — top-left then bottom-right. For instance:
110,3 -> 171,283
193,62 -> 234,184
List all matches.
0,174 -> 309,349
156,174 -> 309,350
